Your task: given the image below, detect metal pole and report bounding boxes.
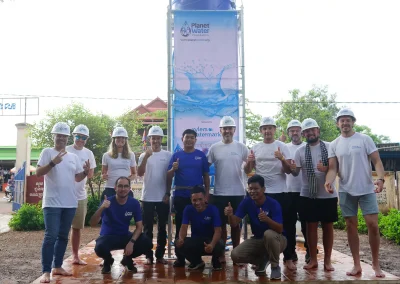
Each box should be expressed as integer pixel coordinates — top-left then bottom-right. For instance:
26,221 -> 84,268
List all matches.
166,1 -> 174,259
239,6 -> 248,240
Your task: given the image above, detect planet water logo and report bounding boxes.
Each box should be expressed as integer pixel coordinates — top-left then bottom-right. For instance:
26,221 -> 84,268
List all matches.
191,127 -> 221,138
180,21 -> 210,37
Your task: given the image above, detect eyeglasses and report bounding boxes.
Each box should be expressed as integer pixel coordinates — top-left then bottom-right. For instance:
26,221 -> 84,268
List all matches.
75,135 -> 88,141
117,184 -> 131,189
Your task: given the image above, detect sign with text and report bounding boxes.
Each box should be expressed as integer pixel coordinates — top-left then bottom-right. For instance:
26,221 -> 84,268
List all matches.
26,175 -> 44,204
173,11 -> 239,154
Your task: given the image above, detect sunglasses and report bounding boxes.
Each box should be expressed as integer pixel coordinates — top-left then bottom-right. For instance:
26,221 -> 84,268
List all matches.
75,135 -> 88,141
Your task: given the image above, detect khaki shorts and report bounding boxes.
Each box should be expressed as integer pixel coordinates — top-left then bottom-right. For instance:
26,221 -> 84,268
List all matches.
71,198 -> 88,229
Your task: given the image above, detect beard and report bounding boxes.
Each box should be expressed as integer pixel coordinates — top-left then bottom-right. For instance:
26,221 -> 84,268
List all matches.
306,136 -> 319,144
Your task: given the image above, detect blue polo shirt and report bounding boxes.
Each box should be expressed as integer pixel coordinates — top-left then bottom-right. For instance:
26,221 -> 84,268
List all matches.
182,204 -> 221,239
168,149 -> 209,198
235,196 -> 283,239
100,196 -> 142,236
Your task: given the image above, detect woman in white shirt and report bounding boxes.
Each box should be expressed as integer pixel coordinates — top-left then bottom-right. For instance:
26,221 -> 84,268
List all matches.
101,127 -> 137,199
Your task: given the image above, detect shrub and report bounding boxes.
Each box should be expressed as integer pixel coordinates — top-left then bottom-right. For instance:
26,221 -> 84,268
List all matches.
9,203 -> 44,231
85,194 -> 101,226
333,206 -> 346,230
379,209 -> 400,244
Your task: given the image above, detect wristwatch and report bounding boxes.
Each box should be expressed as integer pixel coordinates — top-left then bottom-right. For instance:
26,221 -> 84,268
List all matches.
130,239 -> 136,244
49,161 -> 56,167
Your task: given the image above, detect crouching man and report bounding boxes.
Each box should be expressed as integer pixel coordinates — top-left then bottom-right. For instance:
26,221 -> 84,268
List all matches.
90,176 -> 153,274
225,174 -> 286,279
174,186 -> 225,271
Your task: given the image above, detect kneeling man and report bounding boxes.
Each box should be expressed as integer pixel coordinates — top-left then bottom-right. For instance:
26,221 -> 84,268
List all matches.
226,174 -> 286,279
90,176 -> 153,274
174,186 -> 225,270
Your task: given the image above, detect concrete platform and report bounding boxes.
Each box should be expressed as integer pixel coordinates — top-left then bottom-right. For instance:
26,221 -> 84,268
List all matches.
31,240 -> 399,283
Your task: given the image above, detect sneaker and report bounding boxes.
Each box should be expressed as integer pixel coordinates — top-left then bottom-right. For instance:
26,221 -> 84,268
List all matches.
255,259 -> 270,276
188,261 -> 205,270
173,259 -> 185,267
101,258 -> 114,274
270,266 -> 281,280
121,256 -> 137,273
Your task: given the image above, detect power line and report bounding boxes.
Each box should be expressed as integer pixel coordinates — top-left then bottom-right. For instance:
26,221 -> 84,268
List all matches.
3,94 -> 400,104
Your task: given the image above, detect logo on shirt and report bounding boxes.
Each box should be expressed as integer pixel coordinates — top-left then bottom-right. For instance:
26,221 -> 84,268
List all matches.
195,156 -> 202,160
125,211 -> 132,217
231,152 -> 239,156
204,216 -> 211,221
351,145 -> 361,149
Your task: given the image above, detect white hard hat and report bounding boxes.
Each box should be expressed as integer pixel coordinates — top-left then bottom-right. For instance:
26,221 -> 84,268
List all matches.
301,118 -> 319,131
286,120 -> 302,131
148,125 -> 164,137
219,116 -> 236,127
112,127 -> 128,138
259,117 -> 276,128
336,108 -> 356,121
72,124 -> 89,137
51,122 -> 70,136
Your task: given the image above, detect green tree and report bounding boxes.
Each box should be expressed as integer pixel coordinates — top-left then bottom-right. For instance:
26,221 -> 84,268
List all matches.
275,86 -> 340,142
245,99 -> 262,146
30,103 -> 116,196
353,125 -> 390,144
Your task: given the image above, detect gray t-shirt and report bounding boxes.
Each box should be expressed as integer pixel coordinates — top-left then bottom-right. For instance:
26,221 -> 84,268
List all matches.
286,142 -> 305,193
102,152 -> 136,188
251,140 -> 291,194
207,141 -> 248,196
328,132 -> 377,196
138,150 -> 172,202
294,141 -> 338,199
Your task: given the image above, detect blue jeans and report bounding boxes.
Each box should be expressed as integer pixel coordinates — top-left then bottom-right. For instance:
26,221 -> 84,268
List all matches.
42,207 -> 76,273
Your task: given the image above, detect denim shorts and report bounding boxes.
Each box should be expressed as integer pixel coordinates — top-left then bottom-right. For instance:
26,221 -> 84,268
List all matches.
339,192 -> 379,217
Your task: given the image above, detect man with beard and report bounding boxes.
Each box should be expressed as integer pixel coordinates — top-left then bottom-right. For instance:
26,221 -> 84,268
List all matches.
244,117 -> 296,270
226,174 -> 285,279
291,118 -> 338,271
137,125 -> 172,265
325,109 -> 386,278
284,120 -> 309,263
90,177 -> 153,274
167,129 -> 210,267
37,122 -> 90,283
207,116 -> 249,262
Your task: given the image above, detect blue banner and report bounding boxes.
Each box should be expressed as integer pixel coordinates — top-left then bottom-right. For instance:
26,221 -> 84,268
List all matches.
173,11 -> 239,154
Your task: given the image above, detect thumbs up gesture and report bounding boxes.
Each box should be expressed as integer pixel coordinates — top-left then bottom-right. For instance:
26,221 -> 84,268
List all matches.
290,160 -> 297,172
317,160 -> 328,173
101,195 -> 111,209
279,130 -> 287,142
172,158 -> 179,171
224,202 -> 233,216
247,150 -> 255,162
274,147 -> 284,161
258,207 -> 268,222
204,242 -> 214,253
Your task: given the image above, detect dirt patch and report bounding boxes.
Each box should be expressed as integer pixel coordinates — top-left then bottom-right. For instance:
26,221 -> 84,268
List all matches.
324,229 -> 400,277
0,227 -> 399,283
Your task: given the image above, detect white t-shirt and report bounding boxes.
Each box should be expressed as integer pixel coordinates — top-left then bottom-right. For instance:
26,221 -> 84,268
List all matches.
207,141 -> 249,196
102,152 -> 136,188
328,132 -> 377,196
286,142 -> 305,193
294,141 -> 338,199
138,150 -> 172,202
251,140 -> 291,194
37,148 -> 83,208
66,145 -> 97,201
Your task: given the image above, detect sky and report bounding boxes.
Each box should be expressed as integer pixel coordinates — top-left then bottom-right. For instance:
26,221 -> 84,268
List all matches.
1,0 -> 400,146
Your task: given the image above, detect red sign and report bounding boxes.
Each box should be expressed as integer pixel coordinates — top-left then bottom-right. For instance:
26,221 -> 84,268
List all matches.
26,175 -> 44,204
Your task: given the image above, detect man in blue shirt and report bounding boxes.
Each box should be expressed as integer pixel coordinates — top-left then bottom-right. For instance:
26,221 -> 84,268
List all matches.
167,129 -> 210,243
173,185 -> 224,270
90,176 -> 153,274
225,174 -> 286,279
